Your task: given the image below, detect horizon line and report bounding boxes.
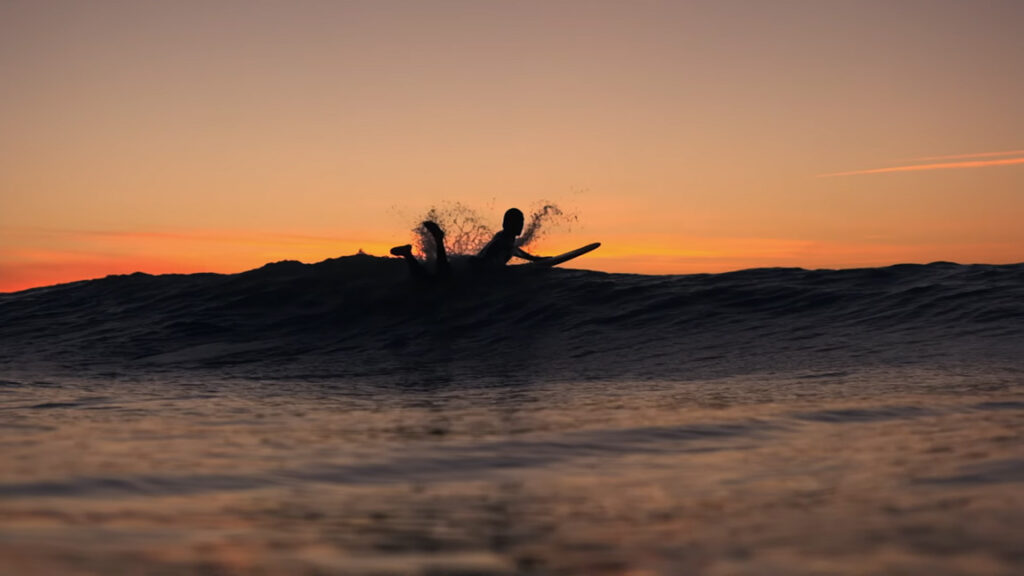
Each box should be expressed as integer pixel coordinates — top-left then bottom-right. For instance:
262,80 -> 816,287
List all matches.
5,254 -> 1023,295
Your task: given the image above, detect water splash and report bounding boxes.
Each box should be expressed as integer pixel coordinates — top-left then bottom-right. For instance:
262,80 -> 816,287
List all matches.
412,203 -> 493,259
516,203 -> 577,248
410,201 -> 576,258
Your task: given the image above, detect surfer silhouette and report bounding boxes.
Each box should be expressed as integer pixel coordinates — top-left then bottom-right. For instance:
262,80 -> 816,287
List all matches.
391,208 -> 541,278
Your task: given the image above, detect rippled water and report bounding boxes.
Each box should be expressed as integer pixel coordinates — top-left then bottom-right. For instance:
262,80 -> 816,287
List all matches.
2,260 -> 1022,573
1,367 -> 1021,575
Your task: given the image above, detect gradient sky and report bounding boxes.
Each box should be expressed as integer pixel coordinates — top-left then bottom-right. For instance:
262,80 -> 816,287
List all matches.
2,0 -> 1022,291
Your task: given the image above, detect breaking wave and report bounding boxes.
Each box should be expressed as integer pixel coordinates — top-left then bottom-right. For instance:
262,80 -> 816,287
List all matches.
1,258 -> 1022,382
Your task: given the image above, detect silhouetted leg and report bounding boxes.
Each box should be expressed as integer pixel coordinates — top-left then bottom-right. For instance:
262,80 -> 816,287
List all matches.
422,221 -> 450,278
390,244 -> 429,279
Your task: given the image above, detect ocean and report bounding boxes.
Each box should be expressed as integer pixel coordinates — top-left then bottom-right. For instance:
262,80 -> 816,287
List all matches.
1,256 -> 1022,575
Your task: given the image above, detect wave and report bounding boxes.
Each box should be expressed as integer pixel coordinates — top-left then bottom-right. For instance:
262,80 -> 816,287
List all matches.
1,257 -> 1022,381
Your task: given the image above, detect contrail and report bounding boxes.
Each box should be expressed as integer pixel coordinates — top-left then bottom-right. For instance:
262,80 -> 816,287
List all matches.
818,156 -> 1024,177
902,149 -> 1024,162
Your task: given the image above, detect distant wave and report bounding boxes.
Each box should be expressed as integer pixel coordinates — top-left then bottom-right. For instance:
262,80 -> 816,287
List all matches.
2,257 -> 1022,382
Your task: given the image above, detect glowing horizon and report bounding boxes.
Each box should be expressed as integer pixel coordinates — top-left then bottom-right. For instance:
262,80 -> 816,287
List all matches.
4,222 -> 1022,293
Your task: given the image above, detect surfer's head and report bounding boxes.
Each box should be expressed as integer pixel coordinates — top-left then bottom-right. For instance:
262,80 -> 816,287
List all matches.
502,208 -> 524,236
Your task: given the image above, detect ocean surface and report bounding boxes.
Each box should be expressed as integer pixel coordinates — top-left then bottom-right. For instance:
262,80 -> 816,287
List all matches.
1,256 -> 1022,575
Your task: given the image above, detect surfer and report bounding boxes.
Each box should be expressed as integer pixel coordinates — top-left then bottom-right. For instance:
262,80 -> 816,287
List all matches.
390,208 -> 542,278
475,208 -> 544,269
389,221 -> 451,279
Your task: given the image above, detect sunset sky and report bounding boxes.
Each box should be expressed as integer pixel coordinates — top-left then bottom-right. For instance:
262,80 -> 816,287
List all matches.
2,0 -> 1022,292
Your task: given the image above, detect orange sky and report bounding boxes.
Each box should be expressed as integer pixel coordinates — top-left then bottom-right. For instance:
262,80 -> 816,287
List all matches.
2,1 -> 1023,292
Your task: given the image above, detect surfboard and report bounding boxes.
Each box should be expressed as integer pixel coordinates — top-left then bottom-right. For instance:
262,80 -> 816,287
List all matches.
521,242 -> 601,269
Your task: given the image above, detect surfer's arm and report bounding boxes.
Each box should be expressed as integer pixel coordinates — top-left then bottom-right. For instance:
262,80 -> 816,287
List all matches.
513,247 -> 543,261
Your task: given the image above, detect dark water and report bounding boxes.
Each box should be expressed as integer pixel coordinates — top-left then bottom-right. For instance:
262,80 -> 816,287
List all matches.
1,258 -> 1022,574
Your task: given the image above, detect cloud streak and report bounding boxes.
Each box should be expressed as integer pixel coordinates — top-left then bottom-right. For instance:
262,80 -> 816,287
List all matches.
819,155 -> 1024,177
902,149 -> 1024,162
